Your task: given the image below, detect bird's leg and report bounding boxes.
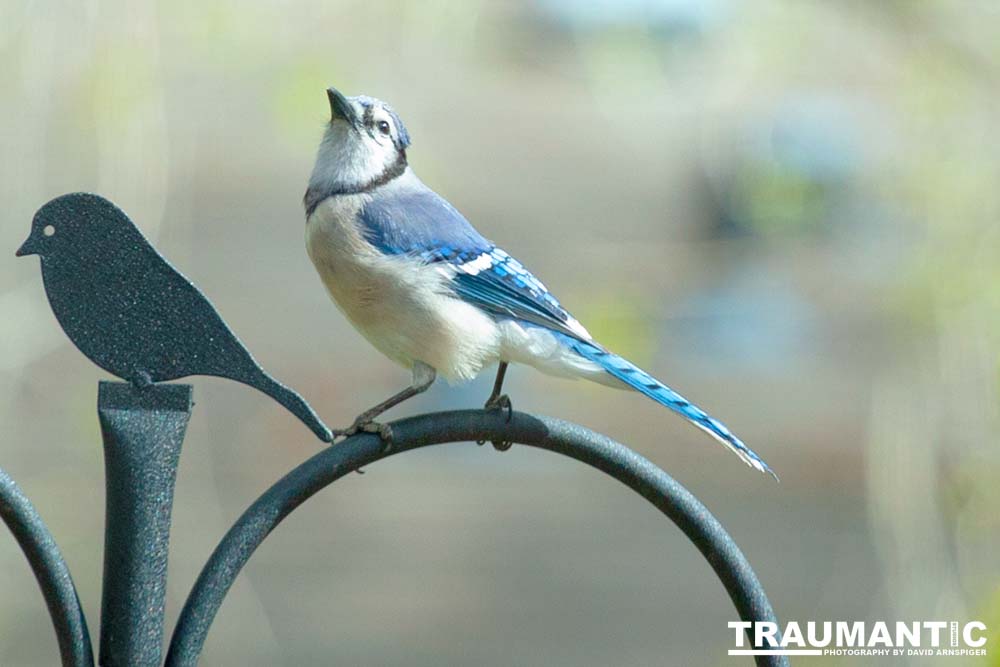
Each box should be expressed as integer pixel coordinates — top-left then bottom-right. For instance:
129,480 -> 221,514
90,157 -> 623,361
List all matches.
333,362 -> 436,448
479,361 -> 513,452
483,361 -> 512,416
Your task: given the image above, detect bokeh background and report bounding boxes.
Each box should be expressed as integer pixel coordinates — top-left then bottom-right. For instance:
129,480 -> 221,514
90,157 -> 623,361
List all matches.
2,1 -> 999,665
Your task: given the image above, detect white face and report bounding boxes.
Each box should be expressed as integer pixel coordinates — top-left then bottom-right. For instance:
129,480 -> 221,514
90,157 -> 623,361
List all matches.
309,96 -> 407,195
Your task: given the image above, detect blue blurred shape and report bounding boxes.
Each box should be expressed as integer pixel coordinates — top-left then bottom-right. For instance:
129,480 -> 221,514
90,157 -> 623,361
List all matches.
535,0 -> 726,34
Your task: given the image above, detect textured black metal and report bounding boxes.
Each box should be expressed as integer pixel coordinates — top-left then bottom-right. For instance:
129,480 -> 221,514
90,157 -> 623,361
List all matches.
98,381 -> 192,667
17,193 -> 332,442
166,409 -> 786,667
0,468 -> 94,667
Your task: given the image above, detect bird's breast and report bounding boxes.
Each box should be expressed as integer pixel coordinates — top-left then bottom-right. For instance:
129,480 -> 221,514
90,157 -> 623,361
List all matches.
305,194 -> 398,323
305,195 -> 502,380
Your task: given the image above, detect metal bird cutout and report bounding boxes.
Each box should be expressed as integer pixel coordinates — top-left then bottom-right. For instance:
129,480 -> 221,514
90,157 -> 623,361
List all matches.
17,193 -> 332,442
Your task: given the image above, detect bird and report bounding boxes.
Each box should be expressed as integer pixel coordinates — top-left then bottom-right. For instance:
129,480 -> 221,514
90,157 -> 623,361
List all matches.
304,87 -> 774,477
17,193 -> 333,443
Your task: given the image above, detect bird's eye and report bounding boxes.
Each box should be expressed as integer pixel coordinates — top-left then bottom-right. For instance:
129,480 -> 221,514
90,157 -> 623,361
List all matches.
43,225 -> 55,237
376,120 -> 391,135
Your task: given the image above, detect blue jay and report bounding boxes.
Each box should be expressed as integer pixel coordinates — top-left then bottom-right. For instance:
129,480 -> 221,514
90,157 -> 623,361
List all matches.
305,87 -> 774,477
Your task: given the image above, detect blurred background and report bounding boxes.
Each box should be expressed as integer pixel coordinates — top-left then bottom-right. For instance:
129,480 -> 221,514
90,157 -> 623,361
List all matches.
2,1 -> 999,665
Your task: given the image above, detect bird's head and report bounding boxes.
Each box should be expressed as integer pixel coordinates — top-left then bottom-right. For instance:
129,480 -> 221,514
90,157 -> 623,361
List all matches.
17,193 -> 132,262
16,197 -> 75,260
309,87 -> 411,197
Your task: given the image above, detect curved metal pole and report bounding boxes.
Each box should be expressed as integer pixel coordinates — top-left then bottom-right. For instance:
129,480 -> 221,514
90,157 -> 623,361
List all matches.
166,410 -> 786,667
0,467 -> 94,667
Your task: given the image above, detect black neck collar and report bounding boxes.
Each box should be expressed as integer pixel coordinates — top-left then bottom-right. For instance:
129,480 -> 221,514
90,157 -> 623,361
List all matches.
304,152 -> 408,218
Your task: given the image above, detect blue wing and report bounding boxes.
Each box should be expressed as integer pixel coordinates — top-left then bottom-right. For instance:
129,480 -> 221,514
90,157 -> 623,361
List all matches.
359,186 -> 591,340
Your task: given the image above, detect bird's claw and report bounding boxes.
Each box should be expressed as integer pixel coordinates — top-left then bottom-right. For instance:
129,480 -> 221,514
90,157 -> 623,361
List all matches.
491,438 -> 513,452
480,394 -> 513,451
484,394 -> 513,421
360,420 -> 394,448
332,419 -> 394,451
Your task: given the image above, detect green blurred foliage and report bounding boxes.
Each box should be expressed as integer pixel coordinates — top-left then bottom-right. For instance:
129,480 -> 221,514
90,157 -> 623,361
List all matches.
574,291 -> 656,366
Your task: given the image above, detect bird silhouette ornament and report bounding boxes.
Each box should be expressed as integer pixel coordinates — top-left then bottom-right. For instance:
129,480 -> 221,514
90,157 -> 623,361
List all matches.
17,193 -> 332,442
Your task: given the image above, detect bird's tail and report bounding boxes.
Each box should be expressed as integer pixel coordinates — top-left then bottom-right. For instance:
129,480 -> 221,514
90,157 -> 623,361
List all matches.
558,334 -> 776,479
244,371 -> 333,443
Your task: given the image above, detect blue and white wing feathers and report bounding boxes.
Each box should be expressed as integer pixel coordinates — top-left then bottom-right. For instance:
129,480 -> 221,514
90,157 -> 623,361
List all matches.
358,186 -> 591,341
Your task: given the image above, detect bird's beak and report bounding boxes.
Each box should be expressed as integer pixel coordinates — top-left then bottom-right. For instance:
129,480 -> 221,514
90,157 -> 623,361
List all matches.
327,87 -> 359,126
15,236 -> 37,257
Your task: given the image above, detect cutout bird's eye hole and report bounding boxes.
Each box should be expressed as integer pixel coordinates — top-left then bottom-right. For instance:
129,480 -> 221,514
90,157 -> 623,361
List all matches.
376,120 -> 391,135
43,225 -> 55,237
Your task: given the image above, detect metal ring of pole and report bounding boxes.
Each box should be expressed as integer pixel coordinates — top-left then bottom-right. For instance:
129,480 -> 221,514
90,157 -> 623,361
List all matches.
0,467 -> 94,667
166,410 -> 787,667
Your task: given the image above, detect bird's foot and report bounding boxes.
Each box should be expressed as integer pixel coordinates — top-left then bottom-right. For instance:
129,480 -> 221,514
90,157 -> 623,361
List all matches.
360,420 -> 394,448
484,393 -> 513,419
478,394 -> 513,451
333,419 -> 394,451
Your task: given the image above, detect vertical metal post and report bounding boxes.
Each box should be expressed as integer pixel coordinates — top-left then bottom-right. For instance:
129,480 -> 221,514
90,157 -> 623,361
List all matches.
97,381 -> 192,667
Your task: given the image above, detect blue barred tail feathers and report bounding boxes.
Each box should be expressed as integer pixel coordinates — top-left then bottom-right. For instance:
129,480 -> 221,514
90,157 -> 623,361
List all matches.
559,334 -> 777,479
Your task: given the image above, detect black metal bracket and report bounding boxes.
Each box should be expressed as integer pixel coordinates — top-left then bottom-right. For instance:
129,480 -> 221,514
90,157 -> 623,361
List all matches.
2,385 -> 787,667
